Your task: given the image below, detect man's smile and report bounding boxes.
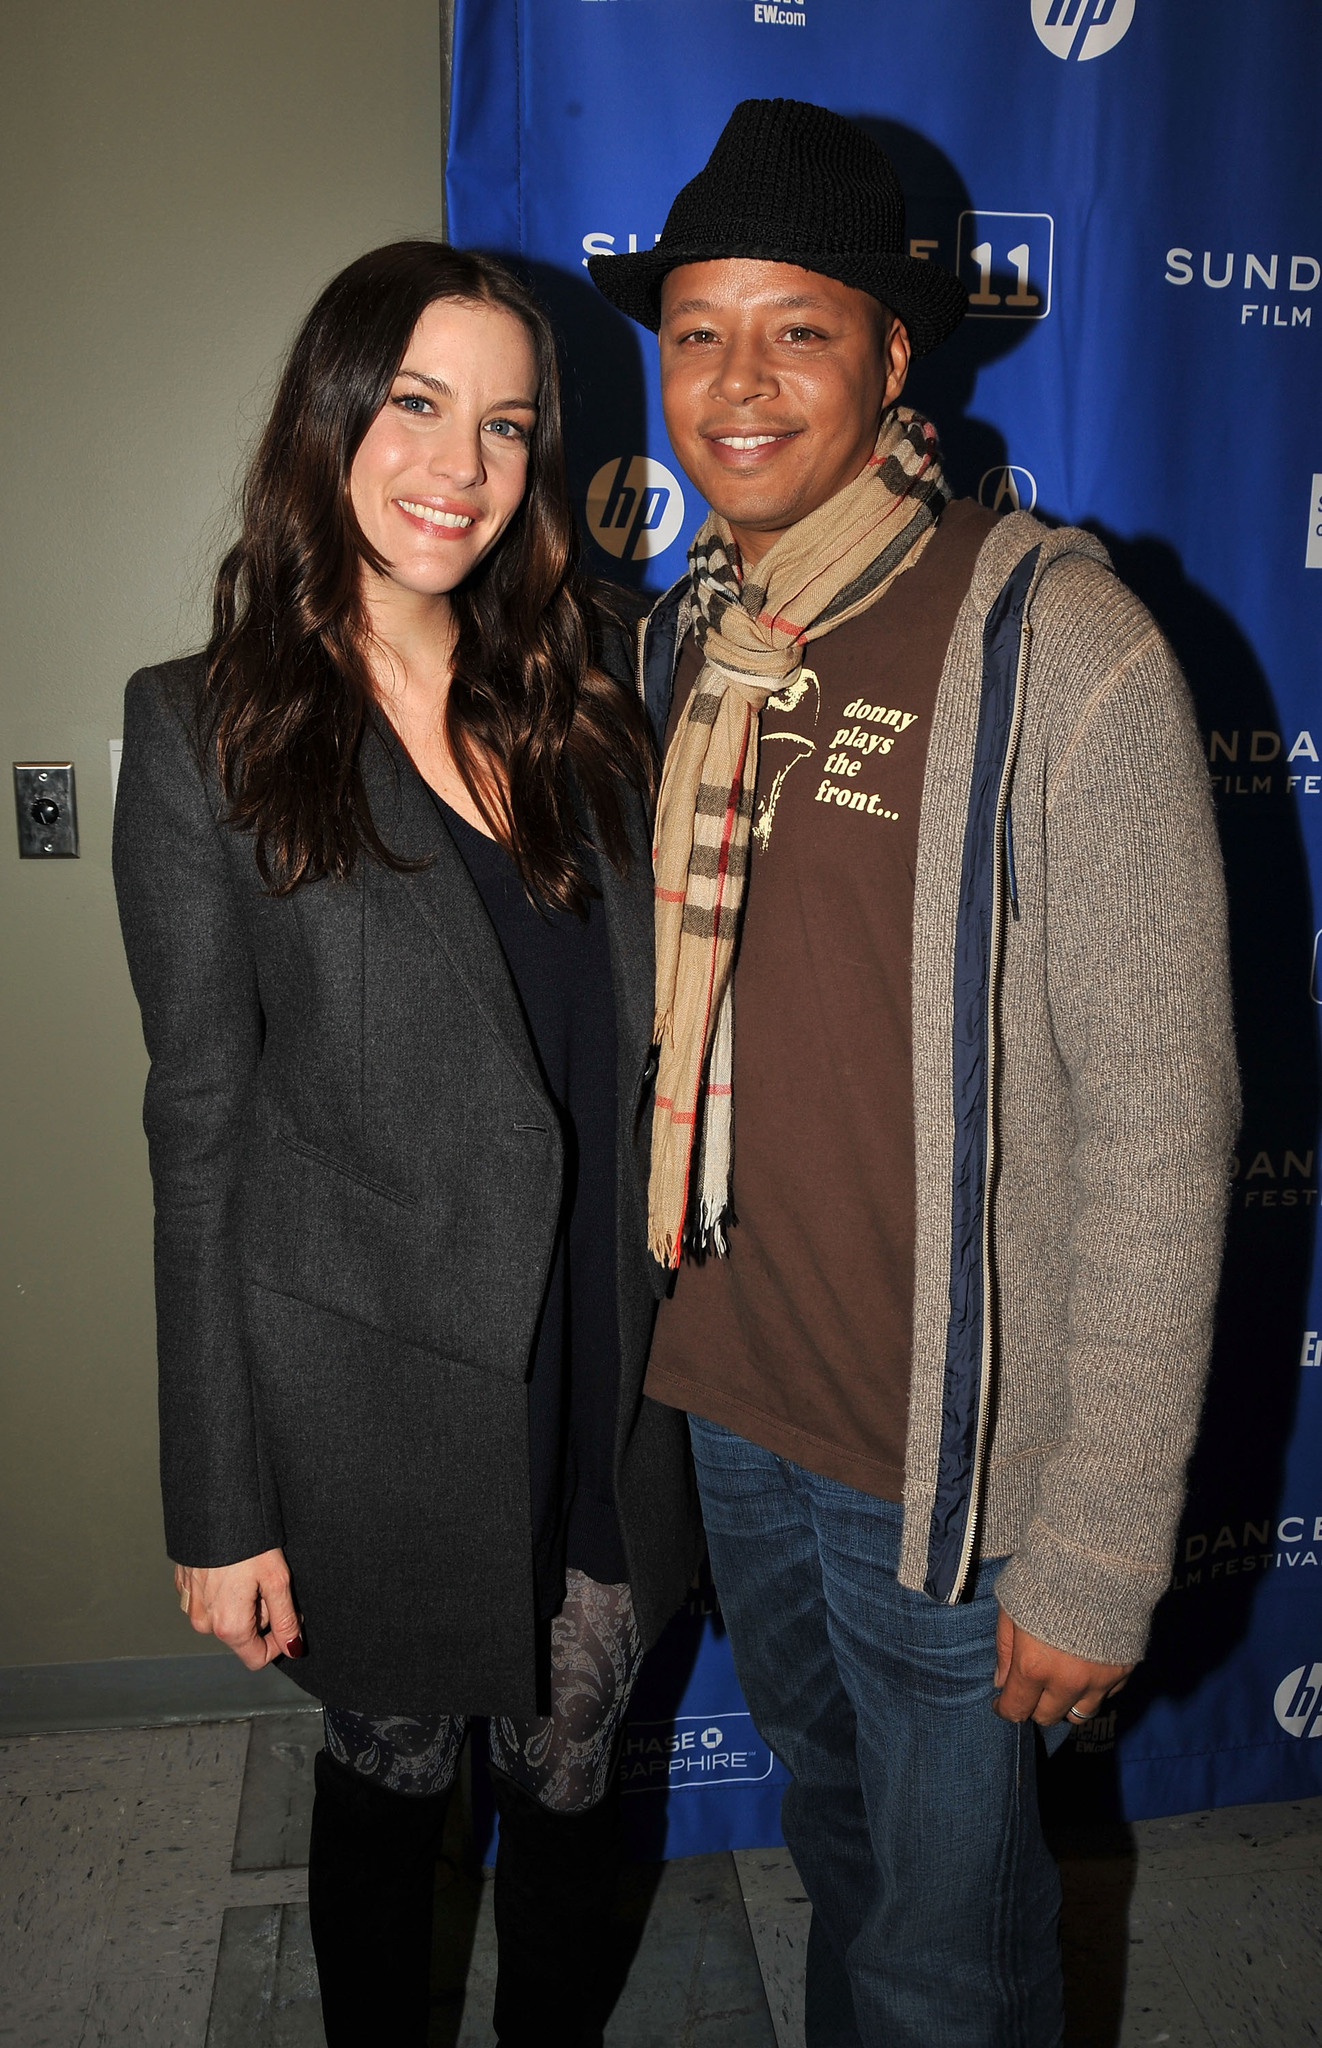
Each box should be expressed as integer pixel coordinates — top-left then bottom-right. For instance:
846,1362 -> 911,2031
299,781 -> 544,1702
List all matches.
703,426 -> 802,466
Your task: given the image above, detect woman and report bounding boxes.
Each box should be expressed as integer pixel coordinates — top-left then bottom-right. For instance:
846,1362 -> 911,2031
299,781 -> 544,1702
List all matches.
112,242 -> 701,2046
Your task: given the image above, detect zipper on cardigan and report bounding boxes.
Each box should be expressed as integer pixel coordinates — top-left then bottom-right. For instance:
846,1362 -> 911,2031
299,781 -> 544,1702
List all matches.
1005,806 -> 1020,921
947,612 -> 1034,1605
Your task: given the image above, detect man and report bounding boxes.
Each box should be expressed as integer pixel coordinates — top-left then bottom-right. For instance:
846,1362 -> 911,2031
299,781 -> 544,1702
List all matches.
588,98 -> 1237,2047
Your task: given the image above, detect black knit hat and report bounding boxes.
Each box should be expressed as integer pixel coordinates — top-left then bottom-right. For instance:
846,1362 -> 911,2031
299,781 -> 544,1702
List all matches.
587,98 -> 967,357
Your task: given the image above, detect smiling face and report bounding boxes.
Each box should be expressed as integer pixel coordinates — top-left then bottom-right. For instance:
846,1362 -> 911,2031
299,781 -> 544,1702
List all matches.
658,258 -> 911,568
348,296 -> 538,611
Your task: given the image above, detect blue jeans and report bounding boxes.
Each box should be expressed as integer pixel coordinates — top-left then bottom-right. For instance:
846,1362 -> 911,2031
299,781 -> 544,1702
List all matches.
688,1414 -> 1063,2048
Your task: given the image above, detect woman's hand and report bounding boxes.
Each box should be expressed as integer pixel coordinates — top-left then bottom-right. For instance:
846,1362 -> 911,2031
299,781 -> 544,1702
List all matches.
174,1548 -> 304,1669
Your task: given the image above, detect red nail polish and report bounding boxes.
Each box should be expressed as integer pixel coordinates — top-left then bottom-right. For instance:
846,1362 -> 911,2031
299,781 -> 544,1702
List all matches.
286,1634 -> 305,1659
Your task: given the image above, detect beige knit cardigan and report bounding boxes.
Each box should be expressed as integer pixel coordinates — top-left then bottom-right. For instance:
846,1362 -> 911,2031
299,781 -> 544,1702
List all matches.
900,513 -> 1239,1661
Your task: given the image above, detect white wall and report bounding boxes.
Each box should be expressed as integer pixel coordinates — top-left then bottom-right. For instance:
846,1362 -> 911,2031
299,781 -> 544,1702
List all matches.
0,0 -> 447,1664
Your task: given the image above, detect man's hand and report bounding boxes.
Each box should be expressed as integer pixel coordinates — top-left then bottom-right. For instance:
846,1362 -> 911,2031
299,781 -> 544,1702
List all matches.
174,1549 -> 304,1670
994,1607 -> 1131,1726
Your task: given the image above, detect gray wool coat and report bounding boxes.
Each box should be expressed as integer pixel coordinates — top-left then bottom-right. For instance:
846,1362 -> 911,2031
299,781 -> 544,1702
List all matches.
112,657 -> 702,1717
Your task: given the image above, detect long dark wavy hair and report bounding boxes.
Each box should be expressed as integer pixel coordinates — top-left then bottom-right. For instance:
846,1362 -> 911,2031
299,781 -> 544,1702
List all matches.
204,241 -> 653,909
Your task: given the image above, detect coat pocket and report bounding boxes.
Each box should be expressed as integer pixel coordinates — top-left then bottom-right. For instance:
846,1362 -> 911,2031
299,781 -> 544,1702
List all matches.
235,1128 -> 507,1372
236,1118 -> 559,1379
236,1129 -> 431,1327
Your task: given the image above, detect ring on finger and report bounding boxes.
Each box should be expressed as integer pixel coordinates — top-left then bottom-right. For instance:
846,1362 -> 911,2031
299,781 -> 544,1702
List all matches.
1066,1705 -> 1090,1722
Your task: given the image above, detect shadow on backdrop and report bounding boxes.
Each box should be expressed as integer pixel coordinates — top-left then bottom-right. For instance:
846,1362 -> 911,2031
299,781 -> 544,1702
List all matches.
850,115 -> 1027,501
1044,531 -> 1320,1741
1036,536 -> 1319,2046
530,257 -> 658,596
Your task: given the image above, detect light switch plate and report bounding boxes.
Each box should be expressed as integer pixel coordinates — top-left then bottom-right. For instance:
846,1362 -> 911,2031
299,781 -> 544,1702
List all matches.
14,762 -> 79,858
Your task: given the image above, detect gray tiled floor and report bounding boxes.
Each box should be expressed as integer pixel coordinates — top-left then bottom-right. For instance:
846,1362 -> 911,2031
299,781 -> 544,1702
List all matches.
0,1724 -> 303,2047
2,1714 -> 1320,2046
208,1719 -> 776,2046
1050,1803 -> 1322,2048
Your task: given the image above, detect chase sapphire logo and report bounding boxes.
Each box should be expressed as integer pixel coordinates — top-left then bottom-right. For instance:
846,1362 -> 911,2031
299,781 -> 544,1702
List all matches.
620,1713 -> 777,1792
1275,1663 -> 1322,1737
1031,0 -> 1135,62
585,455 -> 685,563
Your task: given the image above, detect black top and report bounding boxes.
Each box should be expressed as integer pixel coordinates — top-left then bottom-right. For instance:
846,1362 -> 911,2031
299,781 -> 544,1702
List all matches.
437,799 -> 627,1615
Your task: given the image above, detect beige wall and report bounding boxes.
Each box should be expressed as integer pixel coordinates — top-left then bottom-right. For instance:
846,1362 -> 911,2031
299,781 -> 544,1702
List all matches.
0,0 -> 447,1665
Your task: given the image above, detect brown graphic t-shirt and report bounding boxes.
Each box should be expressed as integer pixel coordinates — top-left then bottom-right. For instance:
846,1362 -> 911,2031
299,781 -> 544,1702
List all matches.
645,498 -> 995,1499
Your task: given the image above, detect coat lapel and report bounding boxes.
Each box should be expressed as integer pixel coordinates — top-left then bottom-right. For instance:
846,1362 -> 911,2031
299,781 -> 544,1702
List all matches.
595,787 -> 656,1096
594,785 -> 660,1290
359,718 -> 550,1107
361,719 -> 656,1117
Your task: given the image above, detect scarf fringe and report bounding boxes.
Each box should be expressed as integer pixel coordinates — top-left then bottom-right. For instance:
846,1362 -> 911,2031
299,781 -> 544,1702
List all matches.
694,1198 -> 730,1258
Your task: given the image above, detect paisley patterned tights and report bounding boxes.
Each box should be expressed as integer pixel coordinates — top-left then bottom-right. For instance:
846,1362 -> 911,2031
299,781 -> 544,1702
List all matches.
322,1571 -> 642,1815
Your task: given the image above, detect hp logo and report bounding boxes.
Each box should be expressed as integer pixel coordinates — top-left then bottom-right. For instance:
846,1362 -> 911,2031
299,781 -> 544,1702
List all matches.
585,455 -> 685,563
1031,0 -> 1135,62
1274,1663 -> 1322,1738
978,465 -> 1039,514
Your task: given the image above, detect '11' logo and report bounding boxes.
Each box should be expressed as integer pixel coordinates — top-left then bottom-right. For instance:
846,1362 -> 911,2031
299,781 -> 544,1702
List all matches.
1031,0 -> 1135,62
956,213 -> 1054,321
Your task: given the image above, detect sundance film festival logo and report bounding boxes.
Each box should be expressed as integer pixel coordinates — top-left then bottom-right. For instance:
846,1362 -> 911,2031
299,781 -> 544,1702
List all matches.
1275,1664 -> 1322,1738
1031,0 -> 1134,62
1165,247 -> 1317,332
1229,1144 -> 1317,1212
585,455 -> 685,563
1170,1514 -> 1322,1593
1205,723 -> 1322,801
581,231 -> 661,269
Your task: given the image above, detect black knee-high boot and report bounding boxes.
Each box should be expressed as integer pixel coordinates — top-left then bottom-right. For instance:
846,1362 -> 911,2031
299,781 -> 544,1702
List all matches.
308,1746 -> 452,2047
489,1764 -> 623,2048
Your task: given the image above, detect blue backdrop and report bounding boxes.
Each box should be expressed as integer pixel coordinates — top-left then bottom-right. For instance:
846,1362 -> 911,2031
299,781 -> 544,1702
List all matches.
447,0 -> 1322,1852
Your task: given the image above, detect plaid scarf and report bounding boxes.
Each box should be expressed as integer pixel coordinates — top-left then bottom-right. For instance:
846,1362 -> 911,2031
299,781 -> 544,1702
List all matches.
648,406 -> 950,1268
